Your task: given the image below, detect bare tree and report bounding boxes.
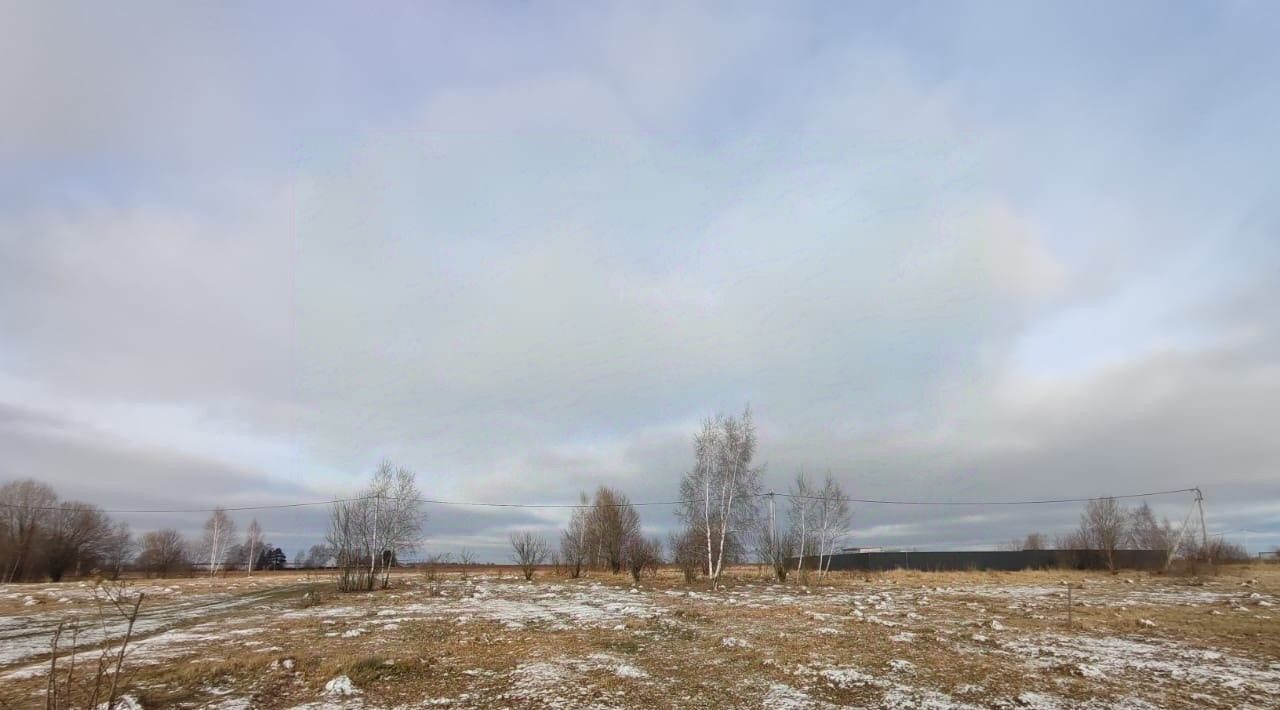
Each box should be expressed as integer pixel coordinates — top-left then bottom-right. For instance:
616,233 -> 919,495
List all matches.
201,508 -> 235,577
100,522 -> 135,580
367,460 -> 426,588
457,547 -> 476,579
789,471 -> 816,575
560,492 -> 590,578
244,519 -> 263,575
754,513 -> 794,582
676,407 -> 763,586
299,547 -> 330,570
623,536 -> 663,583
43,502 -> 111,581
587,487 -> 640,574
1078,497 -> 1131,571
1,479 -> 57,582
1022,532 -> 1047,550
510,531 -> 549,581
137,529 -> 189,577
328,498 -> 374,591
327,460 -> 427,592
1129,502 -> 1180,553
813,472 -> 852,578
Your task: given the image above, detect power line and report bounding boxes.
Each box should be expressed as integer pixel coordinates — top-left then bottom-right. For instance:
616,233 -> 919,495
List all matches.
775,487 -> 1199,506
0,487 -> 1198,515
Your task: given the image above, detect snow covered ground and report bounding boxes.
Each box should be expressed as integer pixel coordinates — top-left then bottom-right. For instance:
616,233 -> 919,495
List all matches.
0,567 -> 1277,708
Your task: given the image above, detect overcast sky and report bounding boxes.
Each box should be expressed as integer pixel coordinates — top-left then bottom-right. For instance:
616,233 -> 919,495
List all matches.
2,2 -> 1277,560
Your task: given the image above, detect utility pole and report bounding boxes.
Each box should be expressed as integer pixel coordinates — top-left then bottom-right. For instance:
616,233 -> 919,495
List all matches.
767,492 -> 776,570
1164,489 -> 1201,571
1196,487 -> 1209,562
370,491 -> 382,588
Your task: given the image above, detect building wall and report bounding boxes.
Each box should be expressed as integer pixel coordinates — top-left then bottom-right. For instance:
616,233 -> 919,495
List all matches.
793,549 -> 1167,572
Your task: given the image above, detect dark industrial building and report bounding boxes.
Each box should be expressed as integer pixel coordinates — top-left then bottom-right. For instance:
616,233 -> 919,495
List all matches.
795,548 -> 1167,572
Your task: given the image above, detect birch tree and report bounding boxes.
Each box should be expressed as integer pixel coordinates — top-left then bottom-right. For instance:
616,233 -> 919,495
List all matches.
327,460 -> 426,592
244,519 -> 263,575
789,471 -> 816,575
813,472 -> 852,578
367,460 -> 425,588
675,407 -> 762,587
200,508 -> 235,577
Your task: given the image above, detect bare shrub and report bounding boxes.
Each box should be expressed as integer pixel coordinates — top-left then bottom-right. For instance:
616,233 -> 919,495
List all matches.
457,547 -> 475,579
1188,538 -> 1249,563
421,552 -> 453,581
623,536 -> 663,583
510,531 -> 549,581
45,581 -> 144,710
753,508 -> 794,582
669,529 -> 702,584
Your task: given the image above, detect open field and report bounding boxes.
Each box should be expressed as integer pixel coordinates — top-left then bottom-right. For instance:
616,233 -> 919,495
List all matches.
2,565 -> 1278,709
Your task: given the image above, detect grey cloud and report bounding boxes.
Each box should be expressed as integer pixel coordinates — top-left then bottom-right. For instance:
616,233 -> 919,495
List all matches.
1,2 -> 1278,559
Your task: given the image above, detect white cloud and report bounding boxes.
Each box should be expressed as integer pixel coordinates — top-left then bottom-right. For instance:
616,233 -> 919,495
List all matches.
1,2 -> 1277,557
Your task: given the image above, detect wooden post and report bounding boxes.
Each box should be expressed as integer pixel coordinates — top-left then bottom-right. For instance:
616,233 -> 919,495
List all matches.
1066,584 -> 1073,627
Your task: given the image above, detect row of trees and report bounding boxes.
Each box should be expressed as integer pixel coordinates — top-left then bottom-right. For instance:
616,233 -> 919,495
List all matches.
676,409 -> 853,586
506,486 -> 663,583
756,471 -> 853,582
2,480 -> 137,582
1,479 -> 291,582
558,487 -> 657,576
1014,498 -> 1249,570
507,408 -> 854,587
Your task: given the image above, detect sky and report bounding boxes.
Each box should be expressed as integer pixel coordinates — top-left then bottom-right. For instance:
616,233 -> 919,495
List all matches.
1,1 -> 1278,561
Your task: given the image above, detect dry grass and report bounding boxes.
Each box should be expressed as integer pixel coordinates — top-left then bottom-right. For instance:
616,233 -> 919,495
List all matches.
1,563 -> 1277,708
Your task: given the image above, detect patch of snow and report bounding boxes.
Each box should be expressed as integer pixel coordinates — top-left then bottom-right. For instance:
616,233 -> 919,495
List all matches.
324,675 -> 361,696
614,663 -> 648,679
97,695 -> 143,710
888,659 -> 916,674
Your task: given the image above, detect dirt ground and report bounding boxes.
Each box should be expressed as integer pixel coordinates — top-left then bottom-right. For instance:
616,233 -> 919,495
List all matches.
2,563 -> 1278,709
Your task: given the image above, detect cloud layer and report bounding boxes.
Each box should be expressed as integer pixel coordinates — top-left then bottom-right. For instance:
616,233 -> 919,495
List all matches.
2,2 -> 1278,558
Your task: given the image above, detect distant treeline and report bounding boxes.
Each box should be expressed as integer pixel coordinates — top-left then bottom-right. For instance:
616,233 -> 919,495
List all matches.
0,479 -> 303,583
